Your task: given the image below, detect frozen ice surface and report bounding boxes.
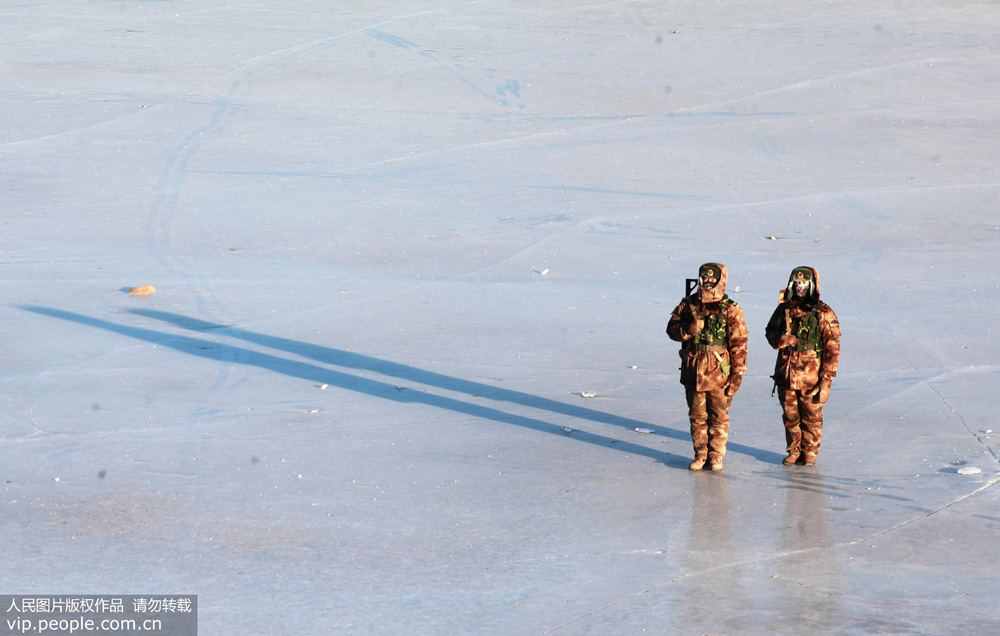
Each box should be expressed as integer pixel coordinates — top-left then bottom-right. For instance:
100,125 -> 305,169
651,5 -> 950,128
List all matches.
2,1 -> 1000,634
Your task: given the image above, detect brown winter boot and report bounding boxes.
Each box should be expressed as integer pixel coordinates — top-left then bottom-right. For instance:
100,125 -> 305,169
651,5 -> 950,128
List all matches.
782,453 -> 800,466
803,453 -> 817,466
688,456 -> 707,471
707,458 -> 724,471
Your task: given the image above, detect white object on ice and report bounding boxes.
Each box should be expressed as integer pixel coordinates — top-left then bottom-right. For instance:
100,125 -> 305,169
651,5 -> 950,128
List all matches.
561,426 -> 573,433
957,466 -> 982,475
580,391 -> 597,398
635,428 -> 654,434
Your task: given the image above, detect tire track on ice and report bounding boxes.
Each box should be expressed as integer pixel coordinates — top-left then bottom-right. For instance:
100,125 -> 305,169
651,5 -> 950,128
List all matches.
144,2 -> 488,403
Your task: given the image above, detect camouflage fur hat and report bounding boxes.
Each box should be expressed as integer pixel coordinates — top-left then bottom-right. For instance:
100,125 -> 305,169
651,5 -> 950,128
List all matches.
699,264 -> 722,282
785,266 -> 820,302
789,267 -> 815,283
697,262 -> 727,303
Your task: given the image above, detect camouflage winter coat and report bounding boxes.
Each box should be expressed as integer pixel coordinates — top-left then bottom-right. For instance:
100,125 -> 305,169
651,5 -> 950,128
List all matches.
765,266 -> 841,390
666,263 -> 749,391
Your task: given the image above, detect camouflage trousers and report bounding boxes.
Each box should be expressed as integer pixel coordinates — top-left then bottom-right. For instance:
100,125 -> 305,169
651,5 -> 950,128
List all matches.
778,387 -> 823,455
684,386 -> 732,461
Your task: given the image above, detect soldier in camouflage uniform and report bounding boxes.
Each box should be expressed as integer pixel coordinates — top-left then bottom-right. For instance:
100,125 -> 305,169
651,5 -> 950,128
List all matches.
765,266 -> 841,466
667,263 -> 749,471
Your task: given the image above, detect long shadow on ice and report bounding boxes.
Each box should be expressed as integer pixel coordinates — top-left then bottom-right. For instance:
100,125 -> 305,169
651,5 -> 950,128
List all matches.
23,306 -> 780,465
25,306 -> 677,464
129,309 -> 782,464
132,309 -> 676,429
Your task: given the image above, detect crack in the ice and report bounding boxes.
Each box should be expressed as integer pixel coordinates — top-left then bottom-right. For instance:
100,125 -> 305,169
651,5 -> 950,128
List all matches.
349,51 -> 1000,178
542,475 -> 1000,634
687,53 -> 1000,111
893,343 -> 1000,465
853,476 -> 1000,542
508,548 -> 667,564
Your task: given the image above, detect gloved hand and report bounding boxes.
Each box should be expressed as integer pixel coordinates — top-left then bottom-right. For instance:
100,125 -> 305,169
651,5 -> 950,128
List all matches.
685,318 -> 705,335
808,376 -> 833,404
777,334 -> 798,348
724,373 -> 743,396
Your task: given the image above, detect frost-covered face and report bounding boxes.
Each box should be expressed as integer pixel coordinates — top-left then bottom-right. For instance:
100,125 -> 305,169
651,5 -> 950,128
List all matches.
696,264 -> 726,301
793,280 -> 811,297
699,265 -> 720,290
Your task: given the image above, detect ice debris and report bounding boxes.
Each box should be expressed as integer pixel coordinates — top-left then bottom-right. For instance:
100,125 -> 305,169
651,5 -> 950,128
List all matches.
635,428 -> 654,434
957,466 -> 982,475
580,391 -> 597,398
